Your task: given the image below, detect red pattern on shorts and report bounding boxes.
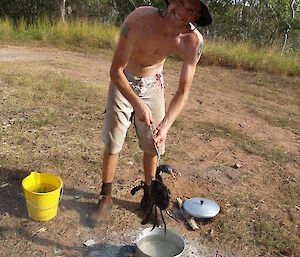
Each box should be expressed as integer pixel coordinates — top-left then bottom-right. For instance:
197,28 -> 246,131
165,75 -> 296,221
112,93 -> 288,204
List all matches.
154,73 -> 164,98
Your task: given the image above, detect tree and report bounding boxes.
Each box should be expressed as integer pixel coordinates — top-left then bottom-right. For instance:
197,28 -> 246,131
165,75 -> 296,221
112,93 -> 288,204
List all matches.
207,0 -> 299,50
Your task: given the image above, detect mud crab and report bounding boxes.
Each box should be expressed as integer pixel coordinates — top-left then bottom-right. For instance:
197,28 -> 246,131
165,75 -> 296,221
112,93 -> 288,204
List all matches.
131,164 -> 179,235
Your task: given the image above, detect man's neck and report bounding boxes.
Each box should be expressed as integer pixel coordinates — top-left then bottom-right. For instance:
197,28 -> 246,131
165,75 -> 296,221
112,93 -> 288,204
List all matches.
156,9 -> 187,36
159,20 -> 186,36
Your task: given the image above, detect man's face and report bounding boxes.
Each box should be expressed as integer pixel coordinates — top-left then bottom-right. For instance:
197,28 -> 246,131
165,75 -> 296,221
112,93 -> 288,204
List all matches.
168,0 -> 202,26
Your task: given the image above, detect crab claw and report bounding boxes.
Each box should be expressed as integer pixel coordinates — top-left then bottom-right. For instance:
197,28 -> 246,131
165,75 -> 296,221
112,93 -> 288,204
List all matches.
157,164 -> 180,178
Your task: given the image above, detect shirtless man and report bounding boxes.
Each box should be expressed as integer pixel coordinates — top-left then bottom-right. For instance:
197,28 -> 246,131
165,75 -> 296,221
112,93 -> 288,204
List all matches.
89,0 -> 212,226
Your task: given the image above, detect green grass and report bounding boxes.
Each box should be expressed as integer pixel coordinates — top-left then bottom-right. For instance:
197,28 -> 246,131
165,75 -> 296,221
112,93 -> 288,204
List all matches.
0,18 -> 299,76
195,121 -> 296,164
236,80 -> 299,107
211,190 -> 299,256
0,66 -> 105,99
0,65 -> 106,171
202,40 -> 300,76
0,66 -> 107,134
245,106 -> 299,132
0,18 -> 119,50
222,203 -> 297,255
172,116 -> 185,129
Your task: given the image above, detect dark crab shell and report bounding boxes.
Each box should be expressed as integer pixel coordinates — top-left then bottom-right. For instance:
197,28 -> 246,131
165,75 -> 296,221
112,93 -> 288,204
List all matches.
150,179 -> 170,210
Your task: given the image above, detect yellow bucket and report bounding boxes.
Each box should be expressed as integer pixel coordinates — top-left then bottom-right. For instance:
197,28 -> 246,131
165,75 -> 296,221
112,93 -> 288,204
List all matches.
22,172 -> 63,221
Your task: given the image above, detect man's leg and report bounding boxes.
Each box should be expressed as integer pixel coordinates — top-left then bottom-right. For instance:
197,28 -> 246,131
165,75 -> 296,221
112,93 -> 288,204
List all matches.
140,151 -> 157,212
134,72 -> 165,212
89,151 -> 118,226
102,151 -> 119,183
143,151 -> 157,185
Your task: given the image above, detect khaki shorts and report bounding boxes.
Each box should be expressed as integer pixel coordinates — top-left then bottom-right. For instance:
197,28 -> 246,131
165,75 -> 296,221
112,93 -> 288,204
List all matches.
102,70 -> 165,155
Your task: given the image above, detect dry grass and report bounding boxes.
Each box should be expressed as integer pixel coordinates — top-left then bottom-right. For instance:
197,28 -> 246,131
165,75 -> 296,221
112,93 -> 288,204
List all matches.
194,121 -> 295,164
0,63 -> 107,173
0,47 -> 299,257
203,40 -> 300,76
0,18 -> 299,76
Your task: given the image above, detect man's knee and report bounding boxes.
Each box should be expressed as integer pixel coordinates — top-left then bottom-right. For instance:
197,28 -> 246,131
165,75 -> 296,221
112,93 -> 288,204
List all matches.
104,143 -> 123,155
141,143 -> 165,156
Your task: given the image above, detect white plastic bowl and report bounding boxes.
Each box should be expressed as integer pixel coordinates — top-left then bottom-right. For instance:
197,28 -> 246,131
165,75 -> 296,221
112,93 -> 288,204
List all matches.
135,227 -> 185,257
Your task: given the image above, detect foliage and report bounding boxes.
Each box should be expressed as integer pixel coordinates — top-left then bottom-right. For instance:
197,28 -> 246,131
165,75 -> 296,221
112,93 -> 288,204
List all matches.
0,18 -> 299,75
0,0 -> 298,51
66,0 -> 115,22
207,0 -> 299,51
0,0 -> 61,25
107,0 -> 166,24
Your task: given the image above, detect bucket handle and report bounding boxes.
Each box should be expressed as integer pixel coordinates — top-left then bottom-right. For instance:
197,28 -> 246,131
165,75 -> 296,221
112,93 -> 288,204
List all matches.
26,187 -> 64,211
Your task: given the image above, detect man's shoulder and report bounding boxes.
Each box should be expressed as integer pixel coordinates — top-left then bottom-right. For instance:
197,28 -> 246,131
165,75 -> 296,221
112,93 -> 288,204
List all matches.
135,6 -> 158,13
127,6 -> 158,21
184,26 -> 203,47
124,6 -> 158,31
179,29 -> 203,56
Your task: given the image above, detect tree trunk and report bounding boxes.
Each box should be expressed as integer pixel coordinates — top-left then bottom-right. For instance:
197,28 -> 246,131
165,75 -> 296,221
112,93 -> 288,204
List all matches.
281,0 -> 296,56
60,0 -> 66,23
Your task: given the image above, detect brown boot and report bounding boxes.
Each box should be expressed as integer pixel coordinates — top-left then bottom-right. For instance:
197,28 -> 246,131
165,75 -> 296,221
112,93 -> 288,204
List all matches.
140,183 -> 151,213
89,182 -> 113,227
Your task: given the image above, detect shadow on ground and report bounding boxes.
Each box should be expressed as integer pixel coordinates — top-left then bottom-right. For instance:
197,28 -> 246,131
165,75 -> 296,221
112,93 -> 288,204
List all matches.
61,187 -> 142,227
84,243 -> 135,257
0,167 -> 30,218
0,167 -> 138,256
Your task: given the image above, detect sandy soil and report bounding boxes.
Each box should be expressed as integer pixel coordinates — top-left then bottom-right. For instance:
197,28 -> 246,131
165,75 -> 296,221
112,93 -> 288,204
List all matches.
0,45 -> 299,257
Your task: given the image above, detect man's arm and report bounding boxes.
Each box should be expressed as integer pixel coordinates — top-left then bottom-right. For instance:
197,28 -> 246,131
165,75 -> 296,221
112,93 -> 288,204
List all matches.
154,35 -> 202,144
110,13 -> 153,125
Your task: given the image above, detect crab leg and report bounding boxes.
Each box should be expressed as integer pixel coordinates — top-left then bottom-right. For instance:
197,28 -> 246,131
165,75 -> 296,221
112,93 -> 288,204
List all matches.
166,209 -> 180,222
160,208 -> 167,236
150,205 -> 158,232
141,204 -> 154,225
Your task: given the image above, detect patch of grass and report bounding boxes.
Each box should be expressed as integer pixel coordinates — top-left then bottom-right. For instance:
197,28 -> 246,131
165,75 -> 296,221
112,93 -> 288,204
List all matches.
0,18 -> 14,40
252,213 -> 298,255
0,18 -> 119,50
172,116 -> 185,129
0,18 -> 299,76
29,111 -> 58,128
277,175 -> 300,207
196,121 -> 295,164
0,65 -> 107,142
203,40 -> 300,76
245,106 -> 299,131
0,66 -> 106,103
214,193 -> 299,256
0,154 -> 10,167
233,84 -> 299,107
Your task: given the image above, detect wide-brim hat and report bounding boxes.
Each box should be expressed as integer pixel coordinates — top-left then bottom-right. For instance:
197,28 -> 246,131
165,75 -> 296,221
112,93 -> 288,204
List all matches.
164,0 -> 212,27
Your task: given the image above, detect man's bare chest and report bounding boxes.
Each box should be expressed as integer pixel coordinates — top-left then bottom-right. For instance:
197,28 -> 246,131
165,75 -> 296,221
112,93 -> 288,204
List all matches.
134,33 -> 178,60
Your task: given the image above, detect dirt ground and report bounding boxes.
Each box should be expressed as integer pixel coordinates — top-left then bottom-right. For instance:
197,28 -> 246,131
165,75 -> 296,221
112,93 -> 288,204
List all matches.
0,45 -> 299,257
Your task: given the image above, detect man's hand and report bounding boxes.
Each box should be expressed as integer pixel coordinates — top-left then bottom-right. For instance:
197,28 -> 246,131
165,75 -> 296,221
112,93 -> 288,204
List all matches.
134,101 -> 153,126
153,118 -> 169,146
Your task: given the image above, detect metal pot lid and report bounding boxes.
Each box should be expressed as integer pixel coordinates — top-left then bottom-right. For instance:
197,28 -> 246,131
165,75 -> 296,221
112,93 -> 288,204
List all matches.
183,197 -> 220,218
